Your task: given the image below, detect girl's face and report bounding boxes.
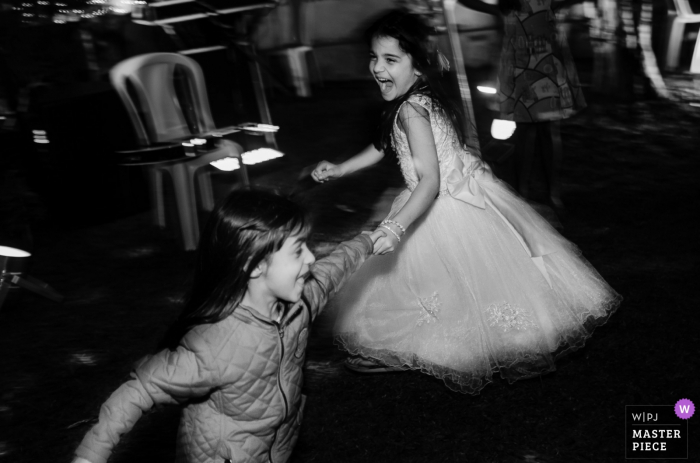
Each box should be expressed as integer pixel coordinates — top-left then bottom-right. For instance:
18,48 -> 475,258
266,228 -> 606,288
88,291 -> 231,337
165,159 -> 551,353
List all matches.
258,233 -> 315,304
370,36 -> 421,101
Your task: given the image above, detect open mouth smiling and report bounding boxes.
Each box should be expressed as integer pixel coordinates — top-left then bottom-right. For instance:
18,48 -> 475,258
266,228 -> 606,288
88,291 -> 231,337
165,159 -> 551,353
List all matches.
376,77 -> 392,91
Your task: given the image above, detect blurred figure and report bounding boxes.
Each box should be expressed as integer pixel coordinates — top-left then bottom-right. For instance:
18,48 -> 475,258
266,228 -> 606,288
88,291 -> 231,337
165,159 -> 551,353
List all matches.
496,0 -> 587,212
312,10 -> 619,395
71,190 -> 376,463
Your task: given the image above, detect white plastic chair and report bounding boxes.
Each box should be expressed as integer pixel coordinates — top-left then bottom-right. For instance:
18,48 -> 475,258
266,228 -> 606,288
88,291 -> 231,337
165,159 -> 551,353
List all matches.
110,53 -> 250,251
663,0 -> 700,70
691,26 -> 700,73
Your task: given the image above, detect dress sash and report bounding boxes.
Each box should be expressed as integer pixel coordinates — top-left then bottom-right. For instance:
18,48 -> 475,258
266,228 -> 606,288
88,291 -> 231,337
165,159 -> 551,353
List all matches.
446,161 -> 557,287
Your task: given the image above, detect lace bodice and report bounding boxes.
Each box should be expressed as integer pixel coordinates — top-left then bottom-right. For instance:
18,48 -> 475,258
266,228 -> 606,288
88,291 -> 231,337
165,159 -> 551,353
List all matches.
391,94 -> 482,195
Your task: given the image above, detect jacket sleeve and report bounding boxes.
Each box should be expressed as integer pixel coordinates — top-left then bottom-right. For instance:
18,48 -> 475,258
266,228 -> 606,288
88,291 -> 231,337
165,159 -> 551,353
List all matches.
302,233 -> 374,320
74,332 -> 221,463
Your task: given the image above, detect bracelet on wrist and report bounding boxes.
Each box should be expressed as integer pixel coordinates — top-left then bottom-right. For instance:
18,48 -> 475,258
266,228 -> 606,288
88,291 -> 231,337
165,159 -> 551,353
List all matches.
378,224 -> 401,243
380,219 -> 406,236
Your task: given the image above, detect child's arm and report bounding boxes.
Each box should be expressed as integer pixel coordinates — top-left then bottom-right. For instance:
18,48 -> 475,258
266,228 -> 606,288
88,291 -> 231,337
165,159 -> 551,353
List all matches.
73,333 -> 225,463
302,233 -> 375,319
311,144 -> 384,183
373,102 -> 440,255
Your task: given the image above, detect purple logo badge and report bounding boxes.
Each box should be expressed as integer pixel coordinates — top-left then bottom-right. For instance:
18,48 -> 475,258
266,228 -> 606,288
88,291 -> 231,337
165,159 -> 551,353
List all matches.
674,399 -> 694,419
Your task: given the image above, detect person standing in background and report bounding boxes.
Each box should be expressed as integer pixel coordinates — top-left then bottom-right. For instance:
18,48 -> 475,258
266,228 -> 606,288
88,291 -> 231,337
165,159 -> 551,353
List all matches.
496,0 -> 586,214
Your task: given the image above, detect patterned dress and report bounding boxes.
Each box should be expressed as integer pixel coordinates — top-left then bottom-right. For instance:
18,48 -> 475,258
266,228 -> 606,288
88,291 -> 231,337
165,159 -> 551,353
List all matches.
330,94 -> 619,394
497,0 -> 586,122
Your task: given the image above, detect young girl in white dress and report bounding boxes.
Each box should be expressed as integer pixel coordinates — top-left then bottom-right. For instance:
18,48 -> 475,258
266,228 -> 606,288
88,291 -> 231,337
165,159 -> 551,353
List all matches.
311,10 -> 620,394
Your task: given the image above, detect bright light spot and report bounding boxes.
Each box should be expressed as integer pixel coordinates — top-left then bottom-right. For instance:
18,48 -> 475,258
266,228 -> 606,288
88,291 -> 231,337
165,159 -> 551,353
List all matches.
0,246 -> 31,257
190,138 -> 207,145
242,148 -> 284,165
210,157 -> 240,171
32,130 -> 46,135
108,0 -> 134,13
690,102 -> 700,108
34,139 -> 50,144
477,86 -> 497,94
491,119 -> 516,140
240,123 -> 280,133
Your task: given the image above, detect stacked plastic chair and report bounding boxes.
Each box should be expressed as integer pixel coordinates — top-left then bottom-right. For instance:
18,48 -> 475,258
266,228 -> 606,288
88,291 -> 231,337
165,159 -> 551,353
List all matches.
110,53 -> 250,251
663,0 -> 700,71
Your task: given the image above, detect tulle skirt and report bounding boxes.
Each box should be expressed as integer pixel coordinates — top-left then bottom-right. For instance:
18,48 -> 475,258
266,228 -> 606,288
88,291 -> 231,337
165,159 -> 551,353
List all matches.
331,178 -> 621,394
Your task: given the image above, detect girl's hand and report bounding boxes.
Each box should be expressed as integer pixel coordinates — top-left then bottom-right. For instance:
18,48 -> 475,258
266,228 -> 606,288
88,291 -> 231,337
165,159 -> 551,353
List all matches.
361,230 -> 382,244
370,229 -> 399,255
311,161 -> 343,183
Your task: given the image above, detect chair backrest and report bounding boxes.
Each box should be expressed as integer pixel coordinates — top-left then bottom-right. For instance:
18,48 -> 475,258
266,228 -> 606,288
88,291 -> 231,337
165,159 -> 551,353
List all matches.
671,0 -> 700,18
110,53 -> 217,146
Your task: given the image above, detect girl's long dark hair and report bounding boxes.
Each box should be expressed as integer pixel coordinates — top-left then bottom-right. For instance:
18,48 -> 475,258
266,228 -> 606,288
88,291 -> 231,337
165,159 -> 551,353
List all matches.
160,189 -> 310,350
369,10 -> 468,154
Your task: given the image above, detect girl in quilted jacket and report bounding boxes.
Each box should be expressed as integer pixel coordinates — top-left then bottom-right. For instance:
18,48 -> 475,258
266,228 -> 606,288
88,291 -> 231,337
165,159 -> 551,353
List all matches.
72,189 -> 376,463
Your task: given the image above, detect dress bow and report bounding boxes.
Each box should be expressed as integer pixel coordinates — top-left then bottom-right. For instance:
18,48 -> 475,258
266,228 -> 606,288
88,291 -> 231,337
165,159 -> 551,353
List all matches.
446,162 -> 558,288
445,164 -> 488,209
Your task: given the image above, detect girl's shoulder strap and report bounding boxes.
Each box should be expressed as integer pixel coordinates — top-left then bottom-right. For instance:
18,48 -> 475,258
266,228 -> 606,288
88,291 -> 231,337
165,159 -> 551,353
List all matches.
394,93 -> 433,129
404,93 -> 433,113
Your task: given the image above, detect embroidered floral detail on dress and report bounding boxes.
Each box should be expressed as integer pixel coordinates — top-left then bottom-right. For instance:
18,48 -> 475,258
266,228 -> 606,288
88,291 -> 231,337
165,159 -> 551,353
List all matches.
486,302 -> 537,332
416,292 -> 441,326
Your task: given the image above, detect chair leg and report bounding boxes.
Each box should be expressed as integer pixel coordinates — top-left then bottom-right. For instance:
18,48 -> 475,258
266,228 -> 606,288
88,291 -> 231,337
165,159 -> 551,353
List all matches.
307,48 -> 324,88
239,159 -> 250,188
224,140 -> 250,188
287,47 -> 313,97
0,279 -> 11,313
218,139 -> 250,188
690,33 -> 700,74
185,163 -> 202,246
665,20 -> 685,70
170,163 -> 199,251
198,168 -> 216,211
148,167 -> 167,228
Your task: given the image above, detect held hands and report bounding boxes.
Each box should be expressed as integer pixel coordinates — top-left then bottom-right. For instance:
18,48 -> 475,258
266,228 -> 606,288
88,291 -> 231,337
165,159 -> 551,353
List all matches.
369,220 -> 405,255
370,229 -> 397,255
311,161 -> 343,183
360,230 -> 385,250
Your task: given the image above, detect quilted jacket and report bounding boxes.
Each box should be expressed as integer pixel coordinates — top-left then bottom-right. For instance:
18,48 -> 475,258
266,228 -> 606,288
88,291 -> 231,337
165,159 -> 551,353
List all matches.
75,234 -> 374,463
